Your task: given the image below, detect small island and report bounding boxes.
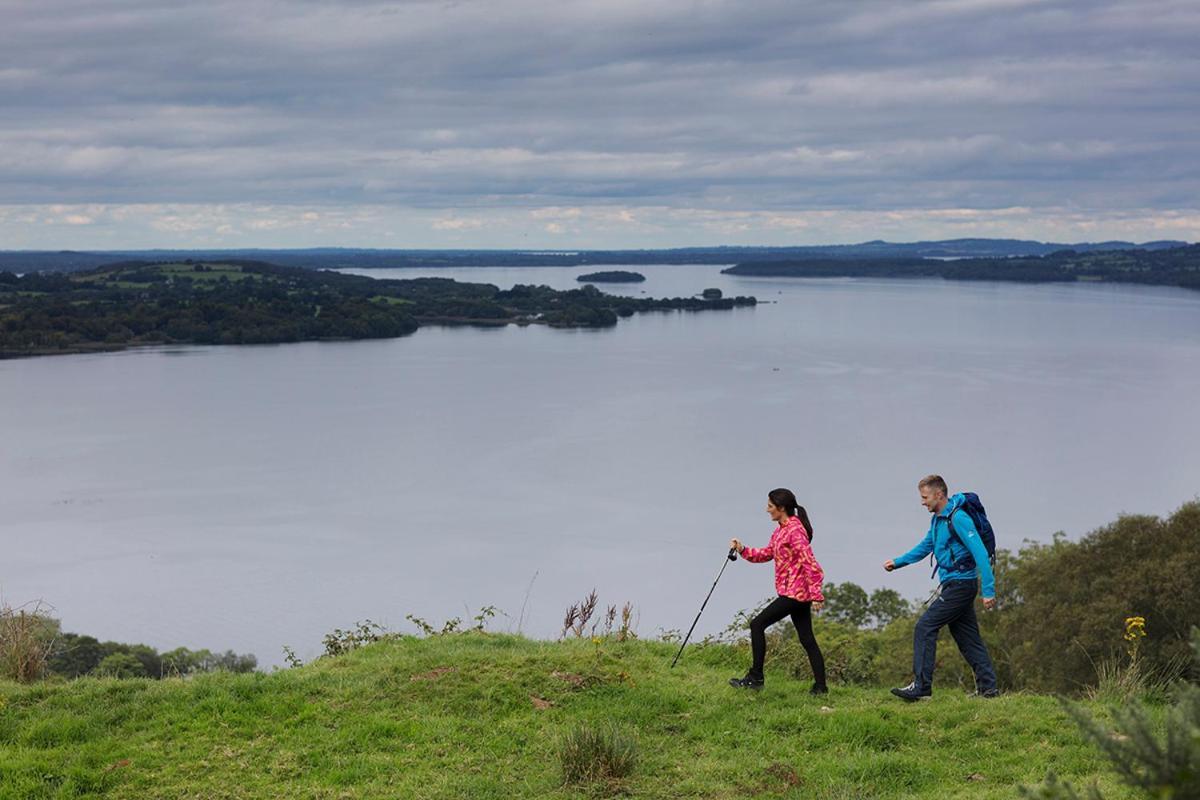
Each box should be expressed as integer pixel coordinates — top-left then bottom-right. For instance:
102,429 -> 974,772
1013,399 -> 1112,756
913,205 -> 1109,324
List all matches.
576,270 -> 646,283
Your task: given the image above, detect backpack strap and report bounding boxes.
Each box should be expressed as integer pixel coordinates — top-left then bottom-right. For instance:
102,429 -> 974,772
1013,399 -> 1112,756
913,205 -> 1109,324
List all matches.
944,512 -> 975,571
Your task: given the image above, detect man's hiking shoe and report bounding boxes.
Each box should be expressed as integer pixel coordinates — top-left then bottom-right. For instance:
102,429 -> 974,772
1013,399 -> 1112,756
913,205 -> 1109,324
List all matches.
728,675 -> 764,689
970,688 -> 1001,699
809,684 -> 829,696
890,682 -> 932,702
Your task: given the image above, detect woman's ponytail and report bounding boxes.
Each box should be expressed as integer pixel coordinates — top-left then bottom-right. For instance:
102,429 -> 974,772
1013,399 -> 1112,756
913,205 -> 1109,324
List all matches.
795,505 -> 814,541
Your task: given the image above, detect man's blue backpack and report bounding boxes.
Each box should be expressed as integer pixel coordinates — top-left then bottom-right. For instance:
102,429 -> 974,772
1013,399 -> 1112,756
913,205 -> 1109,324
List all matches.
931,492 -> 997,577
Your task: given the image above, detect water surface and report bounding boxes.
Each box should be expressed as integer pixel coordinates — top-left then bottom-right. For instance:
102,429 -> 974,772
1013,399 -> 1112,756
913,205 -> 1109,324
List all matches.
3,265 -> 1198,665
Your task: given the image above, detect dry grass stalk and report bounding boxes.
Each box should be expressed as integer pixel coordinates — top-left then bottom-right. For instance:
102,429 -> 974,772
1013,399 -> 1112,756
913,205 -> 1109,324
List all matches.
0,600 -> 57,683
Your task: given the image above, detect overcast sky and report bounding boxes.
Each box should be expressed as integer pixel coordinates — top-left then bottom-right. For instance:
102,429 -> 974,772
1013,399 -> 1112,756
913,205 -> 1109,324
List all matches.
2,0 -> 1197,248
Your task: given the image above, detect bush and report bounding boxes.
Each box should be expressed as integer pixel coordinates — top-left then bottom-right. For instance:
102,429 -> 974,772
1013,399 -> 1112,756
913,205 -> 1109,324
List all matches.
0,602 -> 59,682
95,652 -> 147,679
998,501 -> 1200,694
558,723 -> 638,787
322,620 -> 390,657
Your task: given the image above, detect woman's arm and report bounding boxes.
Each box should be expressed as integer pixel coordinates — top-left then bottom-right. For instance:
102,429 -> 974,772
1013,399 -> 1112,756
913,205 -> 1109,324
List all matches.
736,536 -> 775,563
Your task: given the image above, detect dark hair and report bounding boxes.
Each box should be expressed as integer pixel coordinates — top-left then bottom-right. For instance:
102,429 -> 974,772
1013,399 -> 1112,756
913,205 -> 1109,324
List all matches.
767,487 -> 814,541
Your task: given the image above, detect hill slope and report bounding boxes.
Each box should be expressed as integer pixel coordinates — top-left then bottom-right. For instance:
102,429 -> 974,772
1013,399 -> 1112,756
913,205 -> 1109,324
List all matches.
0,635 -> 1133,799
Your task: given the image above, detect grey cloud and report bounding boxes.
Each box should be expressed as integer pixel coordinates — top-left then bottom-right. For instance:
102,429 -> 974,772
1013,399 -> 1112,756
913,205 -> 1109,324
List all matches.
1,0 -> 1198,231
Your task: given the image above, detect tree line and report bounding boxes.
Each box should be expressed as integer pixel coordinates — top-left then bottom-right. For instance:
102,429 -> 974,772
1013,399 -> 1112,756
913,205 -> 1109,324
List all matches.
722,244 -> 1200,291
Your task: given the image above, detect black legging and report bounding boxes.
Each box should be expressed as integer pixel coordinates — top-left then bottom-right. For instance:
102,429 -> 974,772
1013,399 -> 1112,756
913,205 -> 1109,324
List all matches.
749,595 -> 826,685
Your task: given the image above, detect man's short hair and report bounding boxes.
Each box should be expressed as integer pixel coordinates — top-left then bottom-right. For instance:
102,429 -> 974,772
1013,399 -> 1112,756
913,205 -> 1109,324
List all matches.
918,474 -> 948,496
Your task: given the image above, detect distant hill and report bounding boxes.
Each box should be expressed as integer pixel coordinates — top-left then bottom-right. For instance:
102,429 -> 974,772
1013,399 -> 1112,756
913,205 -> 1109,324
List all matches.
0,238 -> 1189,274
721,244 -> 1200,291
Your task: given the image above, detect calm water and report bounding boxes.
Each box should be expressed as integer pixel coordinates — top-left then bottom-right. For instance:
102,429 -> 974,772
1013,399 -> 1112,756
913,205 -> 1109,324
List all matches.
3,265 -> 1199,666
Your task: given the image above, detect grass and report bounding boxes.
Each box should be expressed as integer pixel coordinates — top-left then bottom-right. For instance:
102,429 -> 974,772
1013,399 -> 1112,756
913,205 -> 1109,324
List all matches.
0,635 -> 1138,799
69,263 -> 258,286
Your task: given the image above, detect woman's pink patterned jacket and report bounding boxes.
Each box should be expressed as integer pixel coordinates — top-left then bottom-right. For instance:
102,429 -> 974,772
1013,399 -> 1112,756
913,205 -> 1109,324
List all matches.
740,516 -> 825,602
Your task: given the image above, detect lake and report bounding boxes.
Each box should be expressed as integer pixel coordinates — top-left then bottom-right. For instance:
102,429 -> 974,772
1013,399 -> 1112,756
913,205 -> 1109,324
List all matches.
3,264 -> 1199,666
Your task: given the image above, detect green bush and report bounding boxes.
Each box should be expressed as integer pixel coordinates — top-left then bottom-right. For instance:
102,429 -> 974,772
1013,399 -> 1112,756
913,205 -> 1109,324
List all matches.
998,501 -> 1200,694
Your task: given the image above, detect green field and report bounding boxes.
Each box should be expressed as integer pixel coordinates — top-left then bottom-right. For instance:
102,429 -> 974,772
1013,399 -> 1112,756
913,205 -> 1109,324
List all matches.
0,634 -> 1135,799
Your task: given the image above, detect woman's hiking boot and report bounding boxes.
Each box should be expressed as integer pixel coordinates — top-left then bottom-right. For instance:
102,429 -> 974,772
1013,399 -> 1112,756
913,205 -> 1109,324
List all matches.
809,683 -> 828,696
890,682 -> 932,702
728,674 -> 764,689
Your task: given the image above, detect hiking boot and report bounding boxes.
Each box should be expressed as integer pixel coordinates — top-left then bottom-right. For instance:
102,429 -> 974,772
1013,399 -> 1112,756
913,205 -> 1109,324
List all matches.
970,688 -> 1001,699
728,674 -> 764,689
809,683 -> 829,696
890,682 -> 932,702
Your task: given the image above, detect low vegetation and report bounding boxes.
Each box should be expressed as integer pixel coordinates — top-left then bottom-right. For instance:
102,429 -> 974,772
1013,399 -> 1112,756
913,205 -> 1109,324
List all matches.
0,605 -> 255,683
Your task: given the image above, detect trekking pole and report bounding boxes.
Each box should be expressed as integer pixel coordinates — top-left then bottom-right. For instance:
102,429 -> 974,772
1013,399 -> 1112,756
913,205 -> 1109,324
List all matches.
671,547 -> 738,668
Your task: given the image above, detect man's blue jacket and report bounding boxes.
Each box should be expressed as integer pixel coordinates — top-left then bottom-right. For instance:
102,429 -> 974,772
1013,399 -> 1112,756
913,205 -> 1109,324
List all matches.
892,493 -> 995,599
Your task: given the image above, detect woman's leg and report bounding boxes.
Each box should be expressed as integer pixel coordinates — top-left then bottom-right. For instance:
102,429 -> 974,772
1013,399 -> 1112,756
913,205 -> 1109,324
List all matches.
789,602 -> 827,688
748,596 -> 795,679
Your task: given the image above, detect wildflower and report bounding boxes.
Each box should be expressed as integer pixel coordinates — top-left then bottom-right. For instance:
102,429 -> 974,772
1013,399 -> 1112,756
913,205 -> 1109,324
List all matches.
1123,616 -> 1147,661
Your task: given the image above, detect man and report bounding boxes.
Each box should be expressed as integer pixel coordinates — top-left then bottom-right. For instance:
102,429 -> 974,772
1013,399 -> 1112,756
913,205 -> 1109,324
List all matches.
883,475 -> 999,701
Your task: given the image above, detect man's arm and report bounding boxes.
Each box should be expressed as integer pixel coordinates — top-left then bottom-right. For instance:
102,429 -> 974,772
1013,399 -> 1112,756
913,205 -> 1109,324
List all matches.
885,528 -> 934,571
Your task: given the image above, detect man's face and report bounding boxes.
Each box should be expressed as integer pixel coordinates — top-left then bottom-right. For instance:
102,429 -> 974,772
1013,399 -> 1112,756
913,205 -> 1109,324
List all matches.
919,485 -> 945,513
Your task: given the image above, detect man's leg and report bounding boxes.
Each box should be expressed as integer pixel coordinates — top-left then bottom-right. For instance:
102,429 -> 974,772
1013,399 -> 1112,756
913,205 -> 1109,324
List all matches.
946,584 -> 998,694
910,582 -> 971,693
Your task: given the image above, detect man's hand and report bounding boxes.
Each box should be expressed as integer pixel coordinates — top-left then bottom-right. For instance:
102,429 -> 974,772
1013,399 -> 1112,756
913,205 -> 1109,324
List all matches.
883,559 -> 895,572
982,597 -> 996,611
729,538 -> 743,553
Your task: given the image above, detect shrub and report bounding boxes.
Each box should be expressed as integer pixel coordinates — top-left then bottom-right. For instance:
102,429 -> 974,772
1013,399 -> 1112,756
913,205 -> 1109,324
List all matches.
95,652 -> 147,679
323,620 -> 390,657
999,501 -> 1200,694
0,601 -> 59,682
558,722 -> 638,787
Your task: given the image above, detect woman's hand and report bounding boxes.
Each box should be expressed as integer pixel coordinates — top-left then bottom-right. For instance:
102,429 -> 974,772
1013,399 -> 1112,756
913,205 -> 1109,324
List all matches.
729,538 -> 743,553
812,601 -> 824,612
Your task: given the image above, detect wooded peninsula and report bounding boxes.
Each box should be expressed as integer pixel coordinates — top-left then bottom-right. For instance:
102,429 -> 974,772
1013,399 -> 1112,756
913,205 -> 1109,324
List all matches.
0,261 -> 756,359
722,244 -> 1200,290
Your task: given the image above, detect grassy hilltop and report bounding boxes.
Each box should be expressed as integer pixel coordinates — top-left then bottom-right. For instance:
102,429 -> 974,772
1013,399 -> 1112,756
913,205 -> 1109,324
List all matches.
0,634 -> 1137,800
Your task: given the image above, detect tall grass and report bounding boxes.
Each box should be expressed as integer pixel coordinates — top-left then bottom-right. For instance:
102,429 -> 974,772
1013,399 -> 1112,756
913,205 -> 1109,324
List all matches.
558,722 -> 638,788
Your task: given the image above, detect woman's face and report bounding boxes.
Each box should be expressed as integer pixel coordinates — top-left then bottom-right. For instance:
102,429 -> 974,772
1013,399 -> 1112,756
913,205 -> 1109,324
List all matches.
766,501 -> 788,523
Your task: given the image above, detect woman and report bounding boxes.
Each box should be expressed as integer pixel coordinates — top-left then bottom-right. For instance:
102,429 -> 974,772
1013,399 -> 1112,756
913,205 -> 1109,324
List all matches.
728,488 -> 827,693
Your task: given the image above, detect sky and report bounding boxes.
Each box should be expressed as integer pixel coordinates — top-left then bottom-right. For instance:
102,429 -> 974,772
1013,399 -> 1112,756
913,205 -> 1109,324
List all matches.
1,0 -> 1198,249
